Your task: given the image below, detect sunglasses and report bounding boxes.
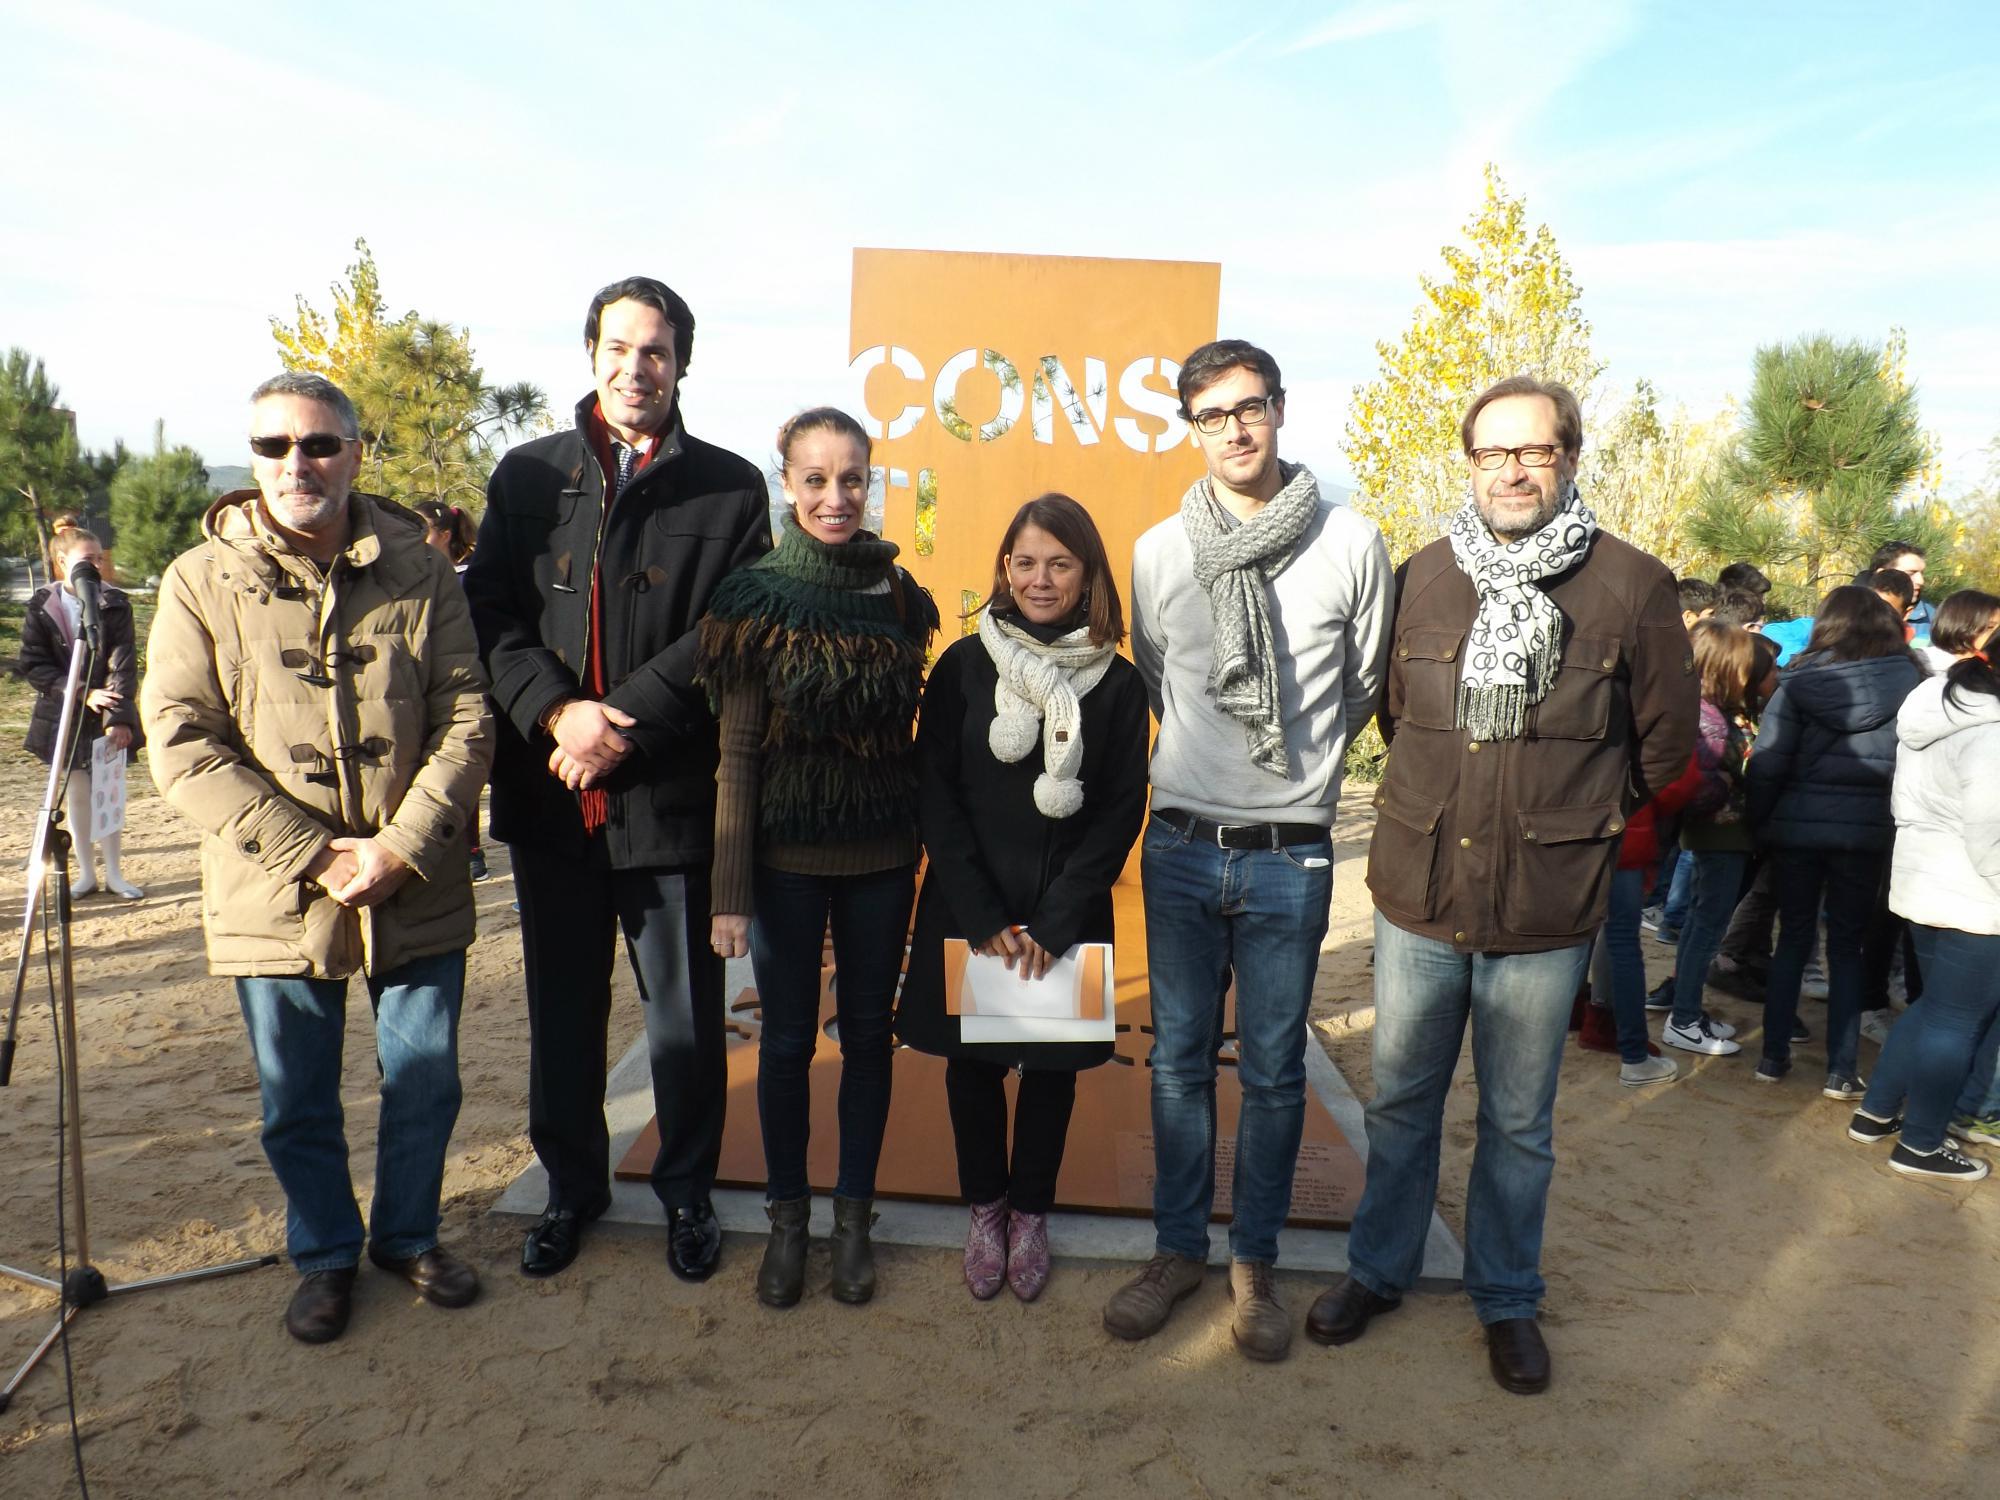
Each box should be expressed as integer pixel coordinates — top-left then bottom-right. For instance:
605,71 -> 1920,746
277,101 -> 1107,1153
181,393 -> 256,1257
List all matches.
250,433 -> 352,459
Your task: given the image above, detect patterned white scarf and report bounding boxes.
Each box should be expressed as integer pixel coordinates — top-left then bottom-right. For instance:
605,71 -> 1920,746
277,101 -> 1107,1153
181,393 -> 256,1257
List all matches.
978,608 -> 1115,818
1446,479 -> 1599,740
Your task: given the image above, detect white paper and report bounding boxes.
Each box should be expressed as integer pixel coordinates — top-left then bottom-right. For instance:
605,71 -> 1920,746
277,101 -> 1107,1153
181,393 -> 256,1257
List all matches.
89,736 -> 127,842
954,943 -> 1115,1044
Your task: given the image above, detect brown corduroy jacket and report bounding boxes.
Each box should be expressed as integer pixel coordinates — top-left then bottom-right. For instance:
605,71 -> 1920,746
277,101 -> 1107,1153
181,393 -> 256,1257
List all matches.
1365,529 -> 1698,954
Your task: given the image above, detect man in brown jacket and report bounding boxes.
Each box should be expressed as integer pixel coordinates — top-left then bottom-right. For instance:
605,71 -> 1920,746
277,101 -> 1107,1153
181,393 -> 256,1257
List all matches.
141,372 -> 494,1345
1304,376 -> 1697,1392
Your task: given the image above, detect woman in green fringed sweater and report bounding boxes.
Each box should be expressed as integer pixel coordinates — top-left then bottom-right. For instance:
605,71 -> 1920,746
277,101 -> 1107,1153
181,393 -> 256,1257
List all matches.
695,407 -> 937,1311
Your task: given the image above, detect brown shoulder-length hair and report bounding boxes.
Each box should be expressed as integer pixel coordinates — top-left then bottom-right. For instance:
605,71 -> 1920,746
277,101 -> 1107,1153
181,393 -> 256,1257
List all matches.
979,493 -> 1125,646
1931,589 -> 2000,657
1802,585 -> 1919,664
1689,618 -> 1756,712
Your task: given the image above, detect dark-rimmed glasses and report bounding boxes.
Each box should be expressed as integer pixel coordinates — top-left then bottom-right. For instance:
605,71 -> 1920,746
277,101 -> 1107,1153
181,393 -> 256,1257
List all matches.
1468,444 -> 1560,470
1188,396 -> 1280,436
250,434 -> 352,460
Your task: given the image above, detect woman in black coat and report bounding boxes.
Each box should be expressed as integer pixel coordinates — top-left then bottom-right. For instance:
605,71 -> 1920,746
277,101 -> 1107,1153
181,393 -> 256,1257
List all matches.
1745,585 -> 1925,1096
17,525 -> 146,898
899,494 -> 1148,1303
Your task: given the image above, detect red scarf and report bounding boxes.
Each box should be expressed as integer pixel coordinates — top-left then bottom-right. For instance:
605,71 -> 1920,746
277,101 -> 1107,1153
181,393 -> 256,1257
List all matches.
574,402 -> 663,834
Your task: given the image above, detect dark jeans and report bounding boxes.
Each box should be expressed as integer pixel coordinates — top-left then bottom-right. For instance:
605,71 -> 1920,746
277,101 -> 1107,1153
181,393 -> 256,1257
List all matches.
944,1059 -> 1079,1214
1861,926 -> 2000,1151
1718,857 -> 1777,968
750,861 -> 916,1201
1762,847 -> 1886,1080
1590,867 -> 1654,1063
1859,870 -> 1921,1013
1671,850 -> 1749,1029
514,850 -> 725,1215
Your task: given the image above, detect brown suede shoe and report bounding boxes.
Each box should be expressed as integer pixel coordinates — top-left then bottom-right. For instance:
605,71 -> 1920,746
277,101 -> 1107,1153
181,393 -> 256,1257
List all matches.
368,1245 -> 481,1309
1228,1260 -> 1292,1362
1485,1317 -> 1551,1394
1304,1274 -> 1402,1346
1102,1252 -> 1205,1341
285,1267 -> 357,1344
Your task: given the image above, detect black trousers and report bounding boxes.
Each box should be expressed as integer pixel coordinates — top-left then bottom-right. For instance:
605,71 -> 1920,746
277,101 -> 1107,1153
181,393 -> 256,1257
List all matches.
944,1059 -> 1078,1215
513,848 -> 726,1215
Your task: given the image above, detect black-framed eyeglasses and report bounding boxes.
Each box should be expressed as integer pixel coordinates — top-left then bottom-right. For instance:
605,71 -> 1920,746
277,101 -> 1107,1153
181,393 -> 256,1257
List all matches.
250,433 -> 353,460
1468,444 -> 1561,470
1188,396 -> 1281,436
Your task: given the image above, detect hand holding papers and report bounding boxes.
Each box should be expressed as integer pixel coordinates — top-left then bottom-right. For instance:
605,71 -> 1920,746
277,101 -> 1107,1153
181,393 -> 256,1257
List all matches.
943,939 -> 1115,1043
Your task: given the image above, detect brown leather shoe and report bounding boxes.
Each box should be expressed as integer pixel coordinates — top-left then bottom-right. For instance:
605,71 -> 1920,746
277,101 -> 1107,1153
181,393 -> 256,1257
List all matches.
1228,1260 -> 1292,1362
1305,1274 -> 1402,1346
1485,1317 -> 1551,1394
1102,1252 -> 1205,1341
285,1267 -> 357,1343
368,1245 -> 481,1309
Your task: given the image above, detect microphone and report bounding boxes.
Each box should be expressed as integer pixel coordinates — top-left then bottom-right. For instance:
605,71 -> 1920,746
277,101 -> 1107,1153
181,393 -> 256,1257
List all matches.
69,559 -> 105,650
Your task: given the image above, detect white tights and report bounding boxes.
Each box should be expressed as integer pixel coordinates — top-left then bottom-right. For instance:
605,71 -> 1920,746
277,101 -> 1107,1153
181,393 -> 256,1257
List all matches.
66,766 -> 140,898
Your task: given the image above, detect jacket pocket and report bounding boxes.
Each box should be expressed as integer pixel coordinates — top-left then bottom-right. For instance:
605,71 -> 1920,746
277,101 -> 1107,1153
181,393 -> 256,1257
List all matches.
1366,779 -> 1445,921
1393,628 -> 1465,732
1505,800 -> 1625,936
1529,635 -> 1618,740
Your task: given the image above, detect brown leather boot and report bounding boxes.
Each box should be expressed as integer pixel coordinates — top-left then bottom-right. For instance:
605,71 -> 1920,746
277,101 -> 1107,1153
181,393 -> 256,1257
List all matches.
828,1196 -> 877,1304
1102,1252 -> 1205,1340
1229,1259 -> 1292,1362
284,1267 -> 358,1344
756,1195 -> 812,1308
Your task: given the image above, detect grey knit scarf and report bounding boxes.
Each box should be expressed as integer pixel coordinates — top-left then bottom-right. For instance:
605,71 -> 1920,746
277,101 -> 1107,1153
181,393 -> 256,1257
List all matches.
1180,460 -> 1322,776
1446,479 -> 1598,740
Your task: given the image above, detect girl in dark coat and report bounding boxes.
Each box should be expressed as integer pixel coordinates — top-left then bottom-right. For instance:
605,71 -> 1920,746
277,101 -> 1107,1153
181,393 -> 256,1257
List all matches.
1746,586 -> 1926,1095
17,525 -> 145,899
413,501 -> 488,881
899,494 -> 1148,1302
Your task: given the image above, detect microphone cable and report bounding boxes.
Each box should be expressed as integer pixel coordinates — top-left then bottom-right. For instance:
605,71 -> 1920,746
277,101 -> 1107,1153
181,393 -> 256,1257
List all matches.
40,886 -> 93,1499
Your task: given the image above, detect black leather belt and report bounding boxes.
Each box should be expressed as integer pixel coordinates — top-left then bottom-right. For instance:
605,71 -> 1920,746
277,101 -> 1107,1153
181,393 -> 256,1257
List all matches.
1152,807 -> 1326,850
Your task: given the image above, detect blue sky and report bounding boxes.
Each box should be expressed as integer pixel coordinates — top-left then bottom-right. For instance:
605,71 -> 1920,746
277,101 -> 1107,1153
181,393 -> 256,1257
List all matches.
4,0 -> 1996,492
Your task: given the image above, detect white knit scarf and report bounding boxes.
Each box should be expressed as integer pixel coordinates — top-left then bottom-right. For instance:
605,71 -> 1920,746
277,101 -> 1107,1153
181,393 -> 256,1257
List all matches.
978,608 -> 1116,818
1446,479 -> 1599,740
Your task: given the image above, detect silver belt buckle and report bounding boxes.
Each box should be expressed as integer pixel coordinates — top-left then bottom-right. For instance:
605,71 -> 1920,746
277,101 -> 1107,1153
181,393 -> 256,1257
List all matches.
1215,821 -> 1252,847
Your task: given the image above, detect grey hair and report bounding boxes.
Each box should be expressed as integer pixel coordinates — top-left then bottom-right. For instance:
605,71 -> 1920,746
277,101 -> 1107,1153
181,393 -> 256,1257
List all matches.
250,371 -> 360,439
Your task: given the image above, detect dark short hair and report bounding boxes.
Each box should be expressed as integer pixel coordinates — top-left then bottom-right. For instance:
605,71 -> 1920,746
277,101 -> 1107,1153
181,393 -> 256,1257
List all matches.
1716,561 -> 1772,596
985,493 -> 1125,647
1869,538 -> 1927,570
774,407 -> 872,472
1863,567 -> 1914,610
584,277 -> 695,371
1177,339 -> 1283,416
1801,585 -> 1916,664
1459,375 -> 1584,458
1711,587 -> 1766,628
1677,577 -> 1719,614
1931,589 -> 2000,657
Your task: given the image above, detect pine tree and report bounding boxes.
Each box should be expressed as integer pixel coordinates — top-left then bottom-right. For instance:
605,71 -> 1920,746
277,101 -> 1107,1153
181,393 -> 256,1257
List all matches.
109,419 -> 211,579
0,348 -> 87,577
1686,334 -> 1941,613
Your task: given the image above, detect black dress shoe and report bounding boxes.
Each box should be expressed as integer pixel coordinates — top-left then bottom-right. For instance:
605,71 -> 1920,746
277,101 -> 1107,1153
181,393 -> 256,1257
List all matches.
1304,1275 -> 1402,1346
1485,1317 -> 1551,1394
521,1199 -> 608,1279
370,1244 -> 481,1308
667,1200 -> 721,1282
285,1267 -> 358,1344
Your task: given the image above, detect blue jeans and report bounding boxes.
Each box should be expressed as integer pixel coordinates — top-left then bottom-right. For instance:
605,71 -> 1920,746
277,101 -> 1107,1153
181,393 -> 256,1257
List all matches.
1763,847 -> 1884,1080
1958,1012 -> 2000,1119
1591,868 -> 1653,1064
1670,849 -> 1749,1029
1661,847 -> 1693,931
1141,815 -> 1333,1265
1862,926 -> 2000,1150
1349,916 -> 1590,1324
750,862 -> 915,1201
235,950 -> 466,1272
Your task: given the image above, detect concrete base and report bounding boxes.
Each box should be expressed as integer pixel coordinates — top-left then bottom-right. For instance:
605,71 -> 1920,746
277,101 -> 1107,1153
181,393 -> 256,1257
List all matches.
493,957 -> 1464,1285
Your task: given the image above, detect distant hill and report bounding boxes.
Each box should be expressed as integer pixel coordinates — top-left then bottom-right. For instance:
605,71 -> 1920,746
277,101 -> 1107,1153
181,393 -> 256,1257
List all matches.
207,465 -> 251,494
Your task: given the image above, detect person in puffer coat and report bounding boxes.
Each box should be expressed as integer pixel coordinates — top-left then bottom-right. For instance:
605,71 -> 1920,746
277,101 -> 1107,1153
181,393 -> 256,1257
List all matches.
142,372 -> 494,1346
1845,639 -> 2000,1179
1745,586 -> 1925,1097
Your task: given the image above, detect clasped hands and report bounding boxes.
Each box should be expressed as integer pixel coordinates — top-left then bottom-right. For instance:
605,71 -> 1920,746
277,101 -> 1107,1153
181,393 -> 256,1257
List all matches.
546,698 -> 636,790
980,925 -> 1057,982
306,837 -> 411,907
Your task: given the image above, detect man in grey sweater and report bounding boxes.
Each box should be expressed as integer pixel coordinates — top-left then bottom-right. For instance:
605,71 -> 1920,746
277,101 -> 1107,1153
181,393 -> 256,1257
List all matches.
1103,339 -> 1393,1361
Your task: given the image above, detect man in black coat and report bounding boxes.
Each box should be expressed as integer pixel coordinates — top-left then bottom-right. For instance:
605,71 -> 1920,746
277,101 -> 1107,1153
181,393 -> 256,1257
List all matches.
464,277 -> 770,1281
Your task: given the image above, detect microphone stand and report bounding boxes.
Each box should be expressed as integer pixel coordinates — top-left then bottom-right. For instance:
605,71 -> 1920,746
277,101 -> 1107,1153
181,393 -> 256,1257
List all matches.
1,628 -> 277,1415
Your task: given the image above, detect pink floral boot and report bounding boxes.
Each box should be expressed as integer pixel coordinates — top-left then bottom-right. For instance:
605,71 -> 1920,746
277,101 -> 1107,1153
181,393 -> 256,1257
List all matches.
1005,1209 -> 1051,1302
964,1199 -> 1009,1300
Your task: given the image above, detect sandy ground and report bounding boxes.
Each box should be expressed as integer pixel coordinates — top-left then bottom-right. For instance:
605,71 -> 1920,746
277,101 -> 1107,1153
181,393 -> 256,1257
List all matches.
1,768 -> 1995,1500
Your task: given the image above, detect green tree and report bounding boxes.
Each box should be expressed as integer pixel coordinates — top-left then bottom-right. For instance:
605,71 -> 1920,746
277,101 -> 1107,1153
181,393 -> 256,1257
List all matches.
110,419 -> 211,579
0,347 -> 87,576
1344,165 -> 1603,560
1579,380 -> 1735,572
1686,333 -> 1941,614
273,244 -> 547,513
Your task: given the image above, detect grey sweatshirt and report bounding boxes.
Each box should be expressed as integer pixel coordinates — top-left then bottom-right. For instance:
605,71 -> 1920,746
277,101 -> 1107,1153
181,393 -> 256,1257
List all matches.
1131,488 -> 1394,827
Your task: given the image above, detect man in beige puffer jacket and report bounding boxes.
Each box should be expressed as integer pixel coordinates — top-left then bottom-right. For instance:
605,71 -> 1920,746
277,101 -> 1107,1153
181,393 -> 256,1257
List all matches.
141,372 -> 494,1344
